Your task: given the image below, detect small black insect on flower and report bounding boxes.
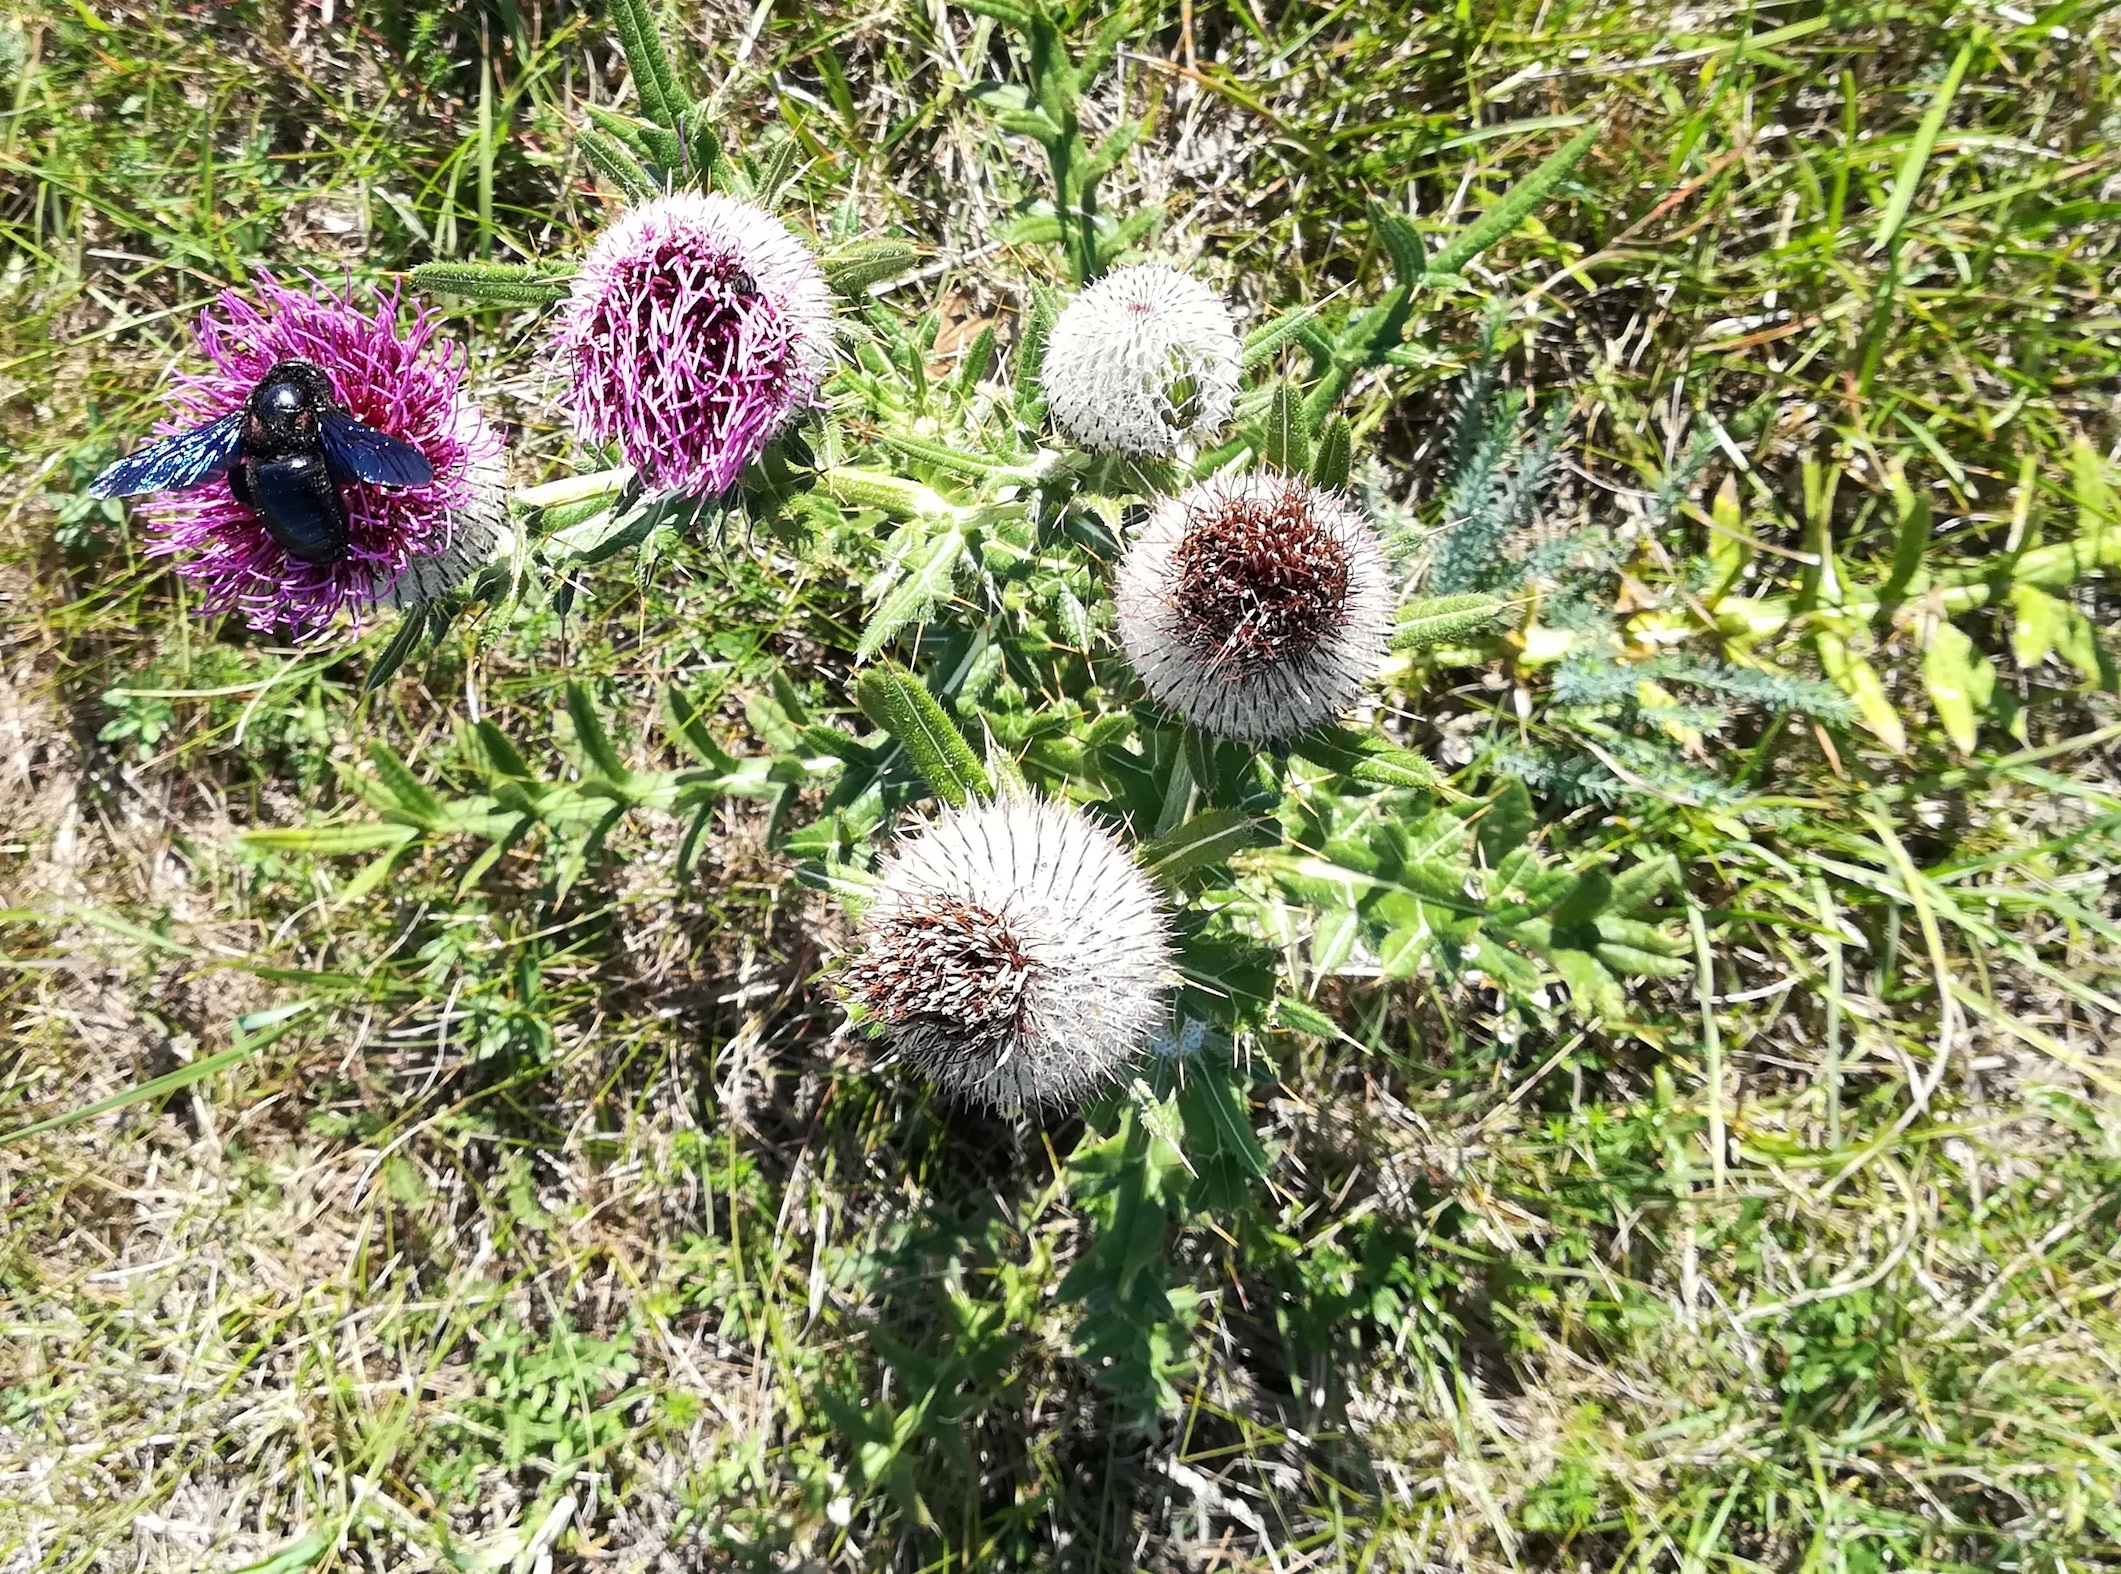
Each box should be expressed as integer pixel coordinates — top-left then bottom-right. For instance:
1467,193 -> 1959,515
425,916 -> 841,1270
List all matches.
91,358 -> 434,566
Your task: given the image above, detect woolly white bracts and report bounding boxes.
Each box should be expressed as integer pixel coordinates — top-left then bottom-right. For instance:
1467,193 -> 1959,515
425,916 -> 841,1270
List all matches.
843,796 -> 1173,1113
1116,470 -> 1395,741
1041,264 -> 1241,456
375,442 -> 508,610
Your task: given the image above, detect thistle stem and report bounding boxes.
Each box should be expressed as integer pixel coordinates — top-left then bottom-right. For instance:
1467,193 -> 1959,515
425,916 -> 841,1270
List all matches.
818,466 -> 960,521
513,466 -> 636,512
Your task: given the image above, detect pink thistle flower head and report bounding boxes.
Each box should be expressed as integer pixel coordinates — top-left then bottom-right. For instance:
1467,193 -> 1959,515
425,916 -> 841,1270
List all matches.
141,273 -> 504,638
552,192 -> 834,497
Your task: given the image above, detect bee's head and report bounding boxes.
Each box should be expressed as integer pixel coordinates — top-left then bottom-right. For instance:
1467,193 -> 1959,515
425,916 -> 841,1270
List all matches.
249,359 -> 336,445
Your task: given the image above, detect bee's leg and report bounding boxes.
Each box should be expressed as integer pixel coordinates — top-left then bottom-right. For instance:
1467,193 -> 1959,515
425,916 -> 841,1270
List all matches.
228,460 -> 258,511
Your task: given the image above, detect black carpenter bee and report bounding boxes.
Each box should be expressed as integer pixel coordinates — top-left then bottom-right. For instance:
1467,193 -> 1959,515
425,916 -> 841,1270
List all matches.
90,358 -> 434,566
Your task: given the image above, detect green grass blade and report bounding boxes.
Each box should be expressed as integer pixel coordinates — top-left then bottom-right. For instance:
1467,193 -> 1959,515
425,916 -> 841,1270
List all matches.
1873,39 -> 1977,252
0,1003 -> 316,1148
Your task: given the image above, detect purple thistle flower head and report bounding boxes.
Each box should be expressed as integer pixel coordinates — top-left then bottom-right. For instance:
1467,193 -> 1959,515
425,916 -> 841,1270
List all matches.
552,192 -> 834,498
144,273 -> 504,639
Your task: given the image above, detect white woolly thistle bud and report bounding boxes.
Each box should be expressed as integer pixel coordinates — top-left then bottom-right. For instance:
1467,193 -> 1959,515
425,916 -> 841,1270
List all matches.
1115,470 -> 1396,741
1041,264 -> 1241,456
375,448 -> 509,610
843,796 -> 1173,1113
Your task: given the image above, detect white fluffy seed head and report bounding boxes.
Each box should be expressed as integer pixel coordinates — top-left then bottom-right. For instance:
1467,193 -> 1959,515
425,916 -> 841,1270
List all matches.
1115,470 -> 1396,741
1041,264 -> 1241,456
844,796 -> 1173,1113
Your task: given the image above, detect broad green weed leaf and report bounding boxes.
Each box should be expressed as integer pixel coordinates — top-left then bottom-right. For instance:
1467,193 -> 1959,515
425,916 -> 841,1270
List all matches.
1923,619 -> 1994,752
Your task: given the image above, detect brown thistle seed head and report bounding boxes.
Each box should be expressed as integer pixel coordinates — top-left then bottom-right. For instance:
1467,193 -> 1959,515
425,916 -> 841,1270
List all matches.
845,797 -> 1174,1109
1168,485 -> 1353,678
847,898 -> 1036,1043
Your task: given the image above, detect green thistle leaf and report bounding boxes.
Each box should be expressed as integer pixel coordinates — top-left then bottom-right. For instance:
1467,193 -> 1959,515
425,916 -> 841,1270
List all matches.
363,611 -> 430,695
411,261 -> 575,307
679,102 -> 723,188
607,0 -> 691,130
1391,593 -> 1512,651
1370,200 -> 1427,286
1240,303 -> 1322,368
566,682 -> 637,790
858,527 -> 968,660
1426,121 -> 1600,280
1262,380 -> 1311,475
822,238 -> 922,297
577,125 -> 661,202
1312,415 -> 1352,490
1138,808 -> 1274,888
856,663 -> 992,807
1291,724 -> 1439,790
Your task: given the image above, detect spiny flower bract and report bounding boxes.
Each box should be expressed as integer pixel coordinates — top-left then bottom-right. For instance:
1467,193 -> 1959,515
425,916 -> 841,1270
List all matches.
373,460 -> 511,610
552,191 -> 833,498
1116,470 -> 1395,741
844,796 -> 1173,1113
143,273 -> 504,637
1041,263 -> 1240,456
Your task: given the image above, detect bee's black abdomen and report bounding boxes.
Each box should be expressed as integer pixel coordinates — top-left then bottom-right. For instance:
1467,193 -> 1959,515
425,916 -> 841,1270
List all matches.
247,451 -> 350,565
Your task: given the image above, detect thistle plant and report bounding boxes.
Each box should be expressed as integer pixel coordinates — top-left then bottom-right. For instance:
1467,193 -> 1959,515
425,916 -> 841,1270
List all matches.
178,0 -> 2121,1455
1041,264 -> 1242,455
955,0 -> 1157,283
192,0 -> 1960,1430
1115,470 -> 1395,739
551,191 -> 835,497
28,6 -> 2121,1563
844,794 -> 1173,1112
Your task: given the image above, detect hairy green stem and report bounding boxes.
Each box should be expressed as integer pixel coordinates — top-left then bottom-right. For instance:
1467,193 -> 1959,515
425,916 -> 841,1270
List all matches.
513,466 -> 636,512
817,466 -> 961,520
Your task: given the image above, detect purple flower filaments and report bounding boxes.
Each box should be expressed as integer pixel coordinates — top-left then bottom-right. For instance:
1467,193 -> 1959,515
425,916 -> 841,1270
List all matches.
141,273 -> 504,638
551,192 -> 834,498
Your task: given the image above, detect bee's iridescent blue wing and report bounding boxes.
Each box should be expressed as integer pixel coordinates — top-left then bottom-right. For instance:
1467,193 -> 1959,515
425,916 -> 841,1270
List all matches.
320,410 -> 434,489
89,412 -> 243,499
